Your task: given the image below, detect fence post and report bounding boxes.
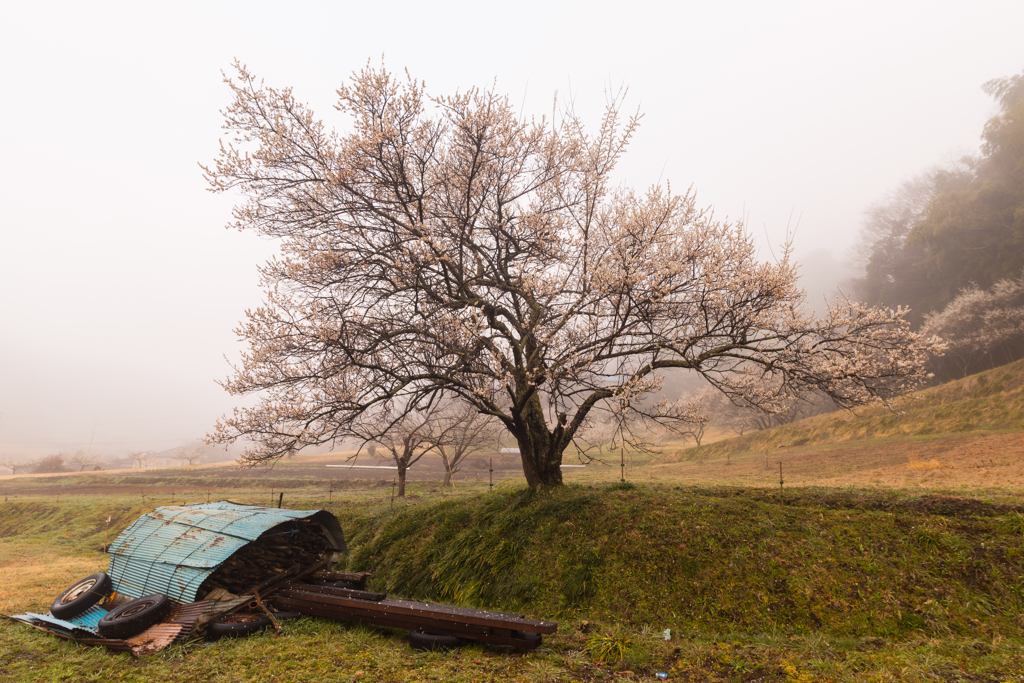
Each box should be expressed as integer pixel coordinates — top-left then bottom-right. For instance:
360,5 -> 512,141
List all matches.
489,458 -> 493,491
620,446 -> 625,483
779,462 -> 784,502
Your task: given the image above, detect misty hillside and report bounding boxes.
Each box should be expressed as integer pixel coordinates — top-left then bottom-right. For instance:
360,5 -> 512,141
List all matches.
674,358 -> 1024,461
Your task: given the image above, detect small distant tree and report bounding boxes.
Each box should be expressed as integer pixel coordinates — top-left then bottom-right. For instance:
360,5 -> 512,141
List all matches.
921,271 -> 1024,379
174,442 -> 209,466
430,403 -> 500,487
361,407 -> 444,497
0,457 -> 32,475
576,418 -> 618,458
707,385 -> 837,435
679,411 -> 708,447
33,453 -> 67,474
129,451 -> 154,469
65,451 -> 106,472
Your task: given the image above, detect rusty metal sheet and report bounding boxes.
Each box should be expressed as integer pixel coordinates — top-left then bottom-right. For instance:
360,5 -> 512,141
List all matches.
127,624 -> 183,655
128,599 -> 212,654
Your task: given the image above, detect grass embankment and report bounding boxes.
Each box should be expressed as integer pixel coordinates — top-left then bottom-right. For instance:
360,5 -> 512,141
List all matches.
678,359 -> 1024,462
4,485 -> 1024,681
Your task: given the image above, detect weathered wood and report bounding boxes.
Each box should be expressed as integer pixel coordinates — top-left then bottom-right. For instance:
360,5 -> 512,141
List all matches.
251,563 -> 302,595
312,571 -> 372,589
274,597 -> 542,649
279,582 -> 385,602
277,586 -> 557,634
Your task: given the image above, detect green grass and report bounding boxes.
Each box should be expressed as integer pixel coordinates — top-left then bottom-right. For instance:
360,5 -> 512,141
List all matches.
339,485 -> 1024,638
5,484 -> 1024,680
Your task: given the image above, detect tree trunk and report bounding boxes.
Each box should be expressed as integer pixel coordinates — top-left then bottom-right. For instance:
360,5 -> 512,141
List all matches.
439,446 -> 453,487
514,393 -> 564,489
397,464 -> 407,497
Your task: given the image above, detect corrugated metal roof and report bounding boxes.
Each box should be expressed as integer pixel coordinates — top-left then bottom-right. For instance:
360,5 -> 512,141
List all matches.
106,502 -> 346,603
11,603 -> 107,638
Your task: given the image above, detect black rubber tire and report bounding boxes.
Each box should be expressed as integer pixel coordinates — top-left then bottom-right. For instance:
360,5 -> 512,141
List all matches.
407,630 -> 465,651
51,573 -> 113,620
208,613 -> 271,640
96,593 -> 172,639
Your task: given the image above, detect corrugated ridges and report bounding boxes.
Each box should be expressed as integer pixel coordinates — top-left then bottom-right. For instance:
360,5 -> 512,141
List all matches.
107,502 -> 344,602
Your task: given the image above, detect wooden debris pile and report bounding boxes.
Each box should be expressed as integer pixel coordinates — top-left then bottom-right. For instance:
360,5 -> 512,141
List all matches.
197,521 -> 334,598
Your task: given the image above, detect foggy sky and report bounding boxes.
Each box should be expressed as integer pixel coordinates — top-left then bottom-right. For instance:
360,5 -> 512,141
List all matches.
1,0 -> 1020,459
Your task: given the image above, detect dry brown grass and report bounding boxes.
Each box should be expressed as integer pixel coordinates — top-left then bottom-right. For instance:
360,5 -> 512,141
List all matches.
0,542 -> 106,615
596,431 -> 1024,491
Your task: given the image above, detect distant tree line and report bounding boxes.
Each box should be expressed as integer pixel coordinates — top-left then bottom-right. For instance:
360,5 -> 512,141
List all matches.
851,70 -> 1024,379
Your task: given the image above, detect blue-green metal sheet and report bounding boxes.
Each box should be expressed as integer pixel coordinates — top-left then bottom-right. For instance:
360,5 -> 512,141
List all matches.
106,502 -> 345,603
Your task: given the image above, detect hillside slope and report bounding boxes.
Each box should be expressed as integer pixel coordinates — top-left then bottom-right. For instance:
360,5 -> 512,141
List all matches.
646,359 -> 1024,491
696,359 -> 1024,456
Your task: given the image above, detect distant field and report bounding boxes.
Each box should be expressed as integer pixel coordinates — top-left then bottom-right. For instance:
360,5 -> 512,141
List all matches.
6,358 -> 1024,502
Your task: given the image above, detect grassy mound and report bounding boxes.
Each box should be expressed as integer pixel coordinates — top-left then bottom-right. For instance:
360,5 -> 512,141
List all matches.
337,484 -> 1024,641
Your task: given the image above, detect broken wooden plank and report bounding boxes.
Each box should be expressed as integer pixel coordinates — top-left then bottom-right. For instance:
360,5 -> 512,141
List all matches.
279,582 -> 385,602
277,586 -> 557,634
273,597 -> 542,649
312,570 -> 373,588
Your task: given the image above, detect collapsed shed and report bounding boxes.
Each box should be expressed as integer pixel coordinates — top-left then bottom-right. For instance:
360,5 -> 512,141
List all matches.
11,502 -> 347,653
106,502 -> 346,602
10,501 -> 556,655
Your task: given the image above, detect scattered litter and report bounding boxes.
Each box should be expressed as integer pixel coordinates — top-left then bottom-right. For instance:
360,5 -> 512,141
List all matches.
662,628 -> 671,640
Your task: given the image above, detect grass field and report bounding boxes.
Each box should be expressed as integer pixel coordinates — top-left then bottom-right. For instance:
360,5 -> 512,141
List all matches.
4,363 -> 1024,681
3,484 -> 1024,681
